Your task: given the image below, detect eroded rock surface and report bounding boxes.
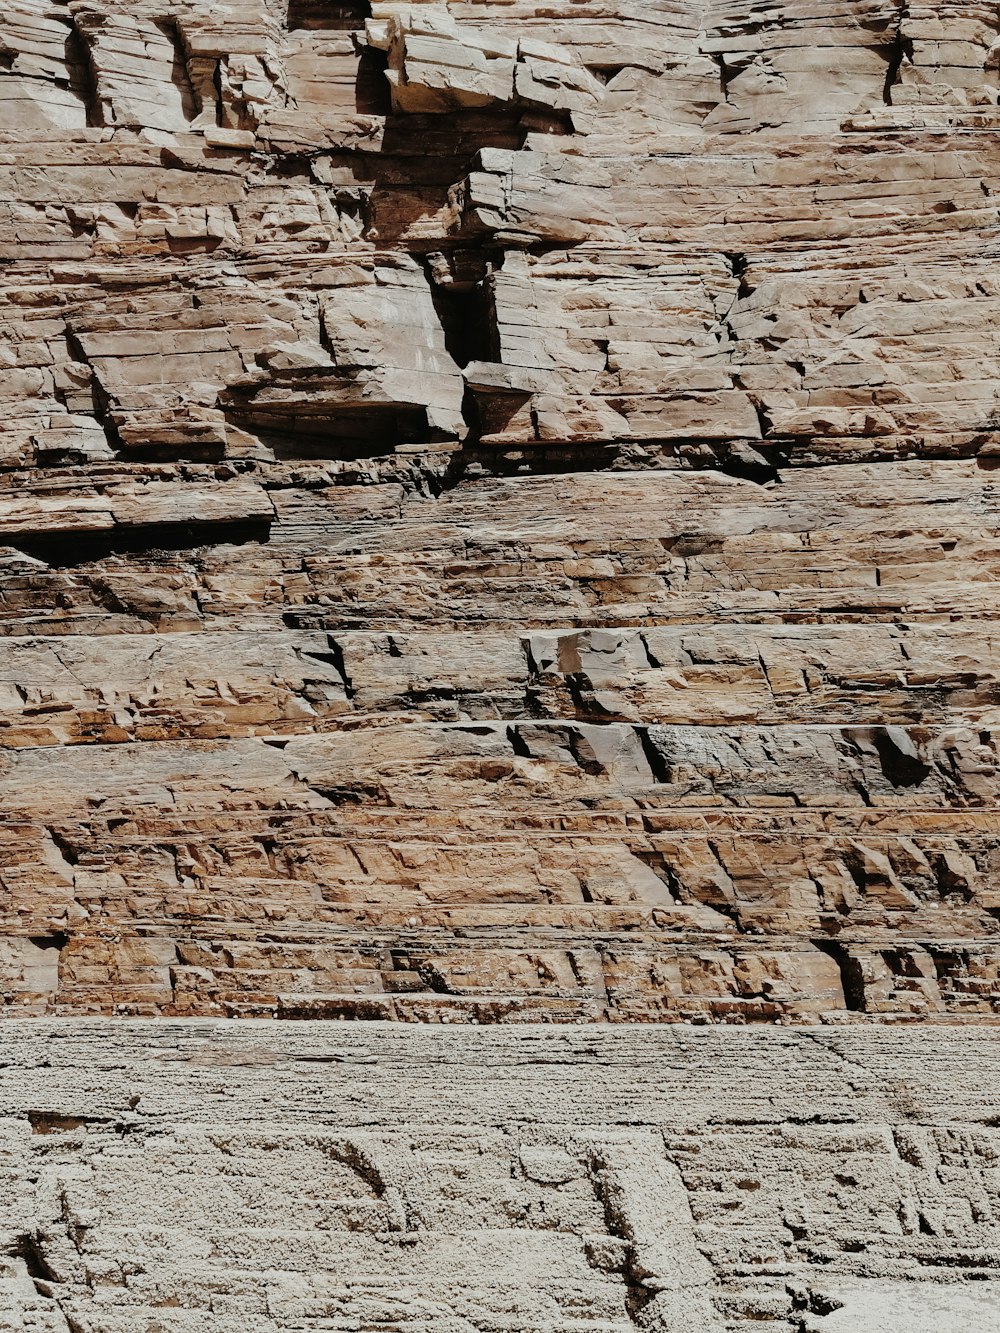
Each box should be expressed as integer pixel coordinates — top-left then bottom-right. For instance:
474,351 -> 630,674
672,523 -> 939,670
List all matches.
1,2 -> 999,1019
0,1022 -> 994,1330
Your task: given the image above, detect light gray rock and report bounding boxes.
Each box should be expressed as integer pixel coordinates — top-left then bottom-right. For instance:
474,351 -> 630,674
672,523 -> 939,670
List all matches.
0,1023 -> 993,1330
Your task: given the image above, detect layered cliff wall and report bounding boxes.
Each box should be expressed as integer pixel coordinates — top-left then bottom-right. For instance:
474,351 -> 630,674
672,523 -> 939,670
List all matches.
0,1024 -> 999,1331
1,1 -> 1000,1021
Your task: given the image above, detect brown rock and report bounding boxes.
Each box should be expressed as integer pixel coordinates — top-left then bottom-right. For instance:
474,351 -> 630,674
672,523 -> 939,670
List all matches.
0,0 -> 997,1024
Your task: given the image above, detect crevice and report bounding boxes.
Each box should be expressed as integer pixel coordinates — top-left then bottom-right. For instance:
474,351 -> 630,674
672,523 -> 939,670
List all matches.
790,1287 -> 846,1321
882,8 -> 913,105
711,53 -> 732,103
714,254 -> 784,482
587,64 -> 629,86
28,1110 -> 109,1135
58,1187 -> 87,1254
82,576 -> 138,619
318,636 -> 355,697
630,849 -> 683,902
323,1139 -> 388,1197
441,436 -> 1000,489
638,634 -> 663,670
750,397 -> 773,439
63,330 -> 124,455
712,1113 -> 858,1128
507,725 -> 533,757
419,260 -> 492,372
305,780 -> 390,806
867,726 -> 931,788
288,0 -> 372,32
411,959 -> 454,994
636,727 -> 672,785
723,250 -> 751,296
362,110 -> 524,243
565,672 -> 596,718
585,1157 -> 657,1323
154,19 -> 200,123
64,21 -> 103,127
812,939 -> 866,1011
12,518 -> 273,568
354,42 -> 391,116
47,826 -> 79,866
13,1232 -> 61,1293
211,58 -> 225,125
221,399 -> 435,462
29,932 -> 69,953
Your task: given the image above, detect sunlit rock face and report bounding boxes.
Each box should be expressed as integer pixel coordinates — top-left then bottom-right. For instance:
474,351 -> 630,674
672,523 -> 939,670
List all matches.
3,6 -> 1000,1327
0,1023 -> 997,1330
0,0 -> 999,1024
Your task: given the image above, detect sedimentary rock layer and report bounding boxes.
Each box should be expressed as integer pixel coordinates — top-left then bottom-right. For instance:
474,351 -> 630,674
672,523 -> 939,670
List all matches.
1,2 -> 999,1018
0,1022 -> 996,1330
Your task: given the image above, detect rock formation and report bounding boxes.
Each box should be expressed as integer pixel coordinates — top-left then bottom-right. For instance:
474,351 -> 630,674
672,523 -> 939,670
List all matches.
5,1 -> 1000,1327
0,1022 -> 996,1330
2,0 -> 1000,1029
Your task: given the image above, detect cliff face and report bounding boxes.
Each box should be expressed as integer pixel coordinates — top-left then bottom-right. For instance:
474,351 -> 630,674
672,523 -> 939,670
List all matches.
0,1023 -> 998,1331
1,0 -> 999,1020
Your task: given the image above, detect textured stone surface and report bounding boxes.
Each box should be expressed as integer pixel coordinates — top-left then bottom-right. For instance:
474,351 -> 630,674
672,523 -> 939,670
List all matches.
2,2 -> 1000,1019
0,1022 -> 994,1330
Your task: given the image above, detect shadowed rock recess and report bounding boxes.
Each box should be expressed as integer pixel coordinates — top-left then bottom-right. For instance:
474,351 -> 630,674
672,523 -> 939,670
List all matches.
2,0 -> 1000,1031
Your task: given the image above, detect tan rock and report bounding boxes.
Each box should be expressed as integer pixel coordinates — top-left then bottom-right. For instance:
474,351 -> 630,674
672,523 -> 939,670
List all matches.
0,0 -> 996,1025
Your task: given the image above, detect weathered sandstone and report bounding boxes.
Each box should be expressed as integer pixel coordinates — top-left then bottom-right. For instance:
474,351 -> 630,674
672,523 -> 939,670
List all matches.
1,1 -> 999,1022
4,9 -> 1000,1325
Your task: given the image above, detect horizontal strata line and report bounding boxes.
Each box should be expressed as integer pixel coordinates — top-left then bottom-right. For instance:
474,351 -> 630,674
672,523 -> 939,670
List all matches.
10,834 -> 1000,845
0,725 -> 993,749
0,620 -> 999,634
47,927 -> 1000,945
456,446 -> 1000,466
4,812 -> 996,824
0,610 -> 997,621
1,237 -> 998,261
2,1021 -> 1000,1085
7,805 -> 1000,815
54,828 -> 1000,842
0,615 -> 995,631
0,728 -> 990,747
0,445 -> 995,471
1,806 -> 948,819
1,722 -> 996,747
